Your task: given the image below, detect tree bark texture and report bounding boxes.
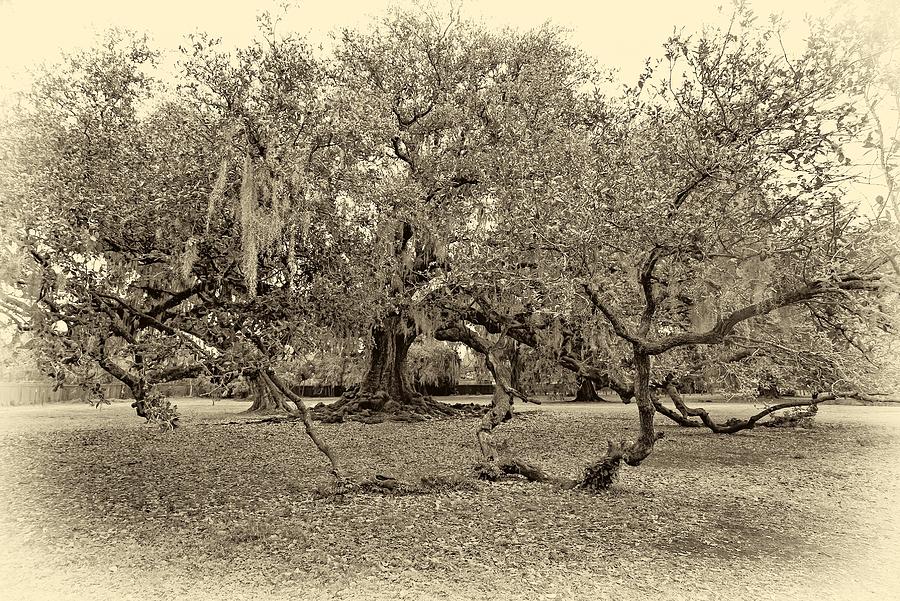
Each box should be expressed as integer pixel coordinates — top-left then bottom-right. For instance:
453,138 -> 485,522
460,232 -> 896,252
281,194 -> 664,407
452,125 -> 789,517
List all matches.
359,314 -> 417,401
244,370 -> 295,413
433,324 -> 546,482
578,352 -> 660,490
625,353 -> 660,465
313,314 -> 477,423
474,338 -> 547,482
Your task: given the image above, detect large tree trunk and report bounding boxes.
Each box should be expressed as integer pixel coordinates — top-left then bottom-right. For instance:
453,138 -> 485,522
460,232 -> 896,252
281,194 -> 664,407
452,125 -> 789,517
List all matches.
571,377 -> 605,402
244,370 -> 295,413
359,314 -> 417,402
313,314 -> 470,423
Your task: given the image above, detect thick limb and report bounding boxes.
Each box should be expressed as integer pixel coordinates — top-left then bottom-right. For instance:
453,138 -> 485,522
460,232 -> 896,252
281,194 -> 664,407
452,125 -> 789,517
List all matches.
578,352 -> 661,490
621,353 -> 660,466
655,382 -> 828,433
435,324 -> 546,481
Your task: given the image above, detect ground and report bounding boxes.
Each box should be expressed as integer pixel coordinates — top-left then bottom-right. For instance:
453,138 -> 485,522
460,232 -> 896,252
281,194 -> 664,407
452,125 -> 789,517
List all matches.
0,397 -> 898,601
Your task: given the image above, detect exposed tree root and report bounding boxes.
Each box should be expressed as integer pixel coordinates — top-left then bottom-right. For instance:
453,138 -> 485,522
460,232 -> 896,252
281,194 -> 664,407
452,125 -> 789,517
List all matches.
311,390 -> 484,423
240,406 -> 296,416
577,440 -> 628,491
207,415 -> 302,426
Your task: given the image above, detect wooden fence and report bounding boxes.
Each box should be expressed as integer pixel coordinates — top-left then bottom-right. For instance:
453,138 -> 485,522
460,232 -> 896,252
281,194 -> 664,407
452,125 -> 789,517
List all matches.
0,381 -> 198,407
0,380 -> 820,407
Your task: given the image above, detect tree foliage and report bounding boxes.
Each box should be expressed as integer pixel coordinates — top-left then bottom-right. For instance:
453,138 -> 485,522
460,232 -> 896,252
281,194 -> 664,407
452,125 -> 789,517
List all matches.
1,2 -> 898,485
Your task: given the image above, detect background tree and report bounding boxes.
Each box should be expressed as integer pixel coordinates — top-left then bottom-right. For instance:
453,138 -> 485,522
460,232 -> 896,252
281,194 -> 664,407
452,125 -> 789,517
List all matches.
407,337 -> 460,395
173,12 -> 374,417
0,31 -> 225,426
316,5 -> 594,421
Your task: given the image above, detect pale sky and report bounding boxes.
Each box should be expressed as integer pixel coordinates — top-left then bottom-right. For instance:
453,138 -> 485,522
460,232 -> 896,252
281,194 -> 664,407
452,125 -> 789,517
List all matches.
0,0 -> 896,210
0,0 -> 851,99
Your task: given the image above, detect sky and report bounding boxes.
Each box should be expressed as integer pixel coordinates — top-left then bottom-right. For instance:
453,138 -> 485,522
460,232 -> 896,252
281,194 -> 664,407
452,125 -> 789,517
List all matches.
0,0 -> 853,99
0,0 -> 894,208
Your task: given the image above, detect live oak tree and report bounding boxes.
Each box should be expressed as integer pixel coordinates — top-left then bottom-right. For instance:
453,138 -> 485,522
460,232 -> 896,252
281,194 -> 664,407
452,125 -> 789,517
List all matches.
175,14 -> 376,420
407,337 -> 461,395
439,8 -> 899,486
314,6 -> 595,422
0,32 -> 227,427
2,3 -> 898,491
577,12 -> 899,477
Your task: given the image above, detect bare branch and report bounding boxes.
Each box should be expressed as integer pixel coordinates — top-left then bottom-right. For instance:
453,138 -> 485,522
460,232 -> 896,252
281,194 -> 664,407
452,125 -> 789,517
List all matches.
263,370 -> 344,479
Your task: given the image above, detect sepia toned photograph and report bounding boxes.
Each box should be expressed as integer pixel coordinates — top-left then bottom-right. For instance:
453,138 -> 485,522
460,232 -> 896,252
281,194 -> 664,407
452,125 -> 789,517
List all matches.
0,1 -> 898,599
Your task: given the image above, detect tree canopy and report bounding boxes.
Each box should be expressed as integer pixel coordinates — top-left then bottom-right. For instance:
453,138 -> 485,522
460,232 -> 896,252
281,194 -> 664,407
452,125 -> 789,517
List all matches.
1,2 -> 897,484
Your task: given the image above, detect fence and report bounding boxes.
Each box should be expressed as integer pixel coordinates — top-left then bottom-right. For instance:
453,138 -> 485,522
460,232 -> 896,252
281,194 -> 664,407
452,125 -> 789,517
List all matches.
0,380 -> 523,406
0,381 -> 201,407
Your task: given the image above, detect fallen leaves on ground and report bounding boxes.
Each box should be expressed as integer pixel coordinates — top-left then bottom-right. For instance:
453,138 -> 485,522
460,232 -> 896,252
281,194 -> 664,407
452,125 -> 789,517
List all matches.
0,399 -> 898,600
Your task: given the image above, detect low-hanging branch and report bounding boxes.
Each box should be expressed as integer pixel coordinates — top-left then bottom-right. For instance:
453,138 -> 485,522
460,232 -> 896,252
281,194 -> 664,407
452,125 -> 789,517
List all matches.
812,390 -> 896,403
92,291 -> 224,363
447,298 -> 634,402
261,369 -> 344,480
434,322 -> 540,406
94,338 -> 142,394
655,382 -> 825,433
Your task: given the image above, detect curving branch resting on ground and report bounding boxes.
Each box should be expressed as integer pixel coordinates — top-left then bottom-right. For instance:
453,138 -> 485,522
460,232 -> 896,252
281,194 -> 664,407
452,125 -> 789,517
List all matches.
260,369 -> 344,480
652,382 -> 890,433
435,322 -> 548,482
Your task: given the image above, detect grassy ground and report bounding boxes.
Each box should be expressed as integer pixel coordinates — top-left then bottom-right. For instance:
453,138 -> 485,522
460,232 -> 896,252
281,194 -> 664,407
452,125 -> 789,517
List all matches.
0,397 -> 898,601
